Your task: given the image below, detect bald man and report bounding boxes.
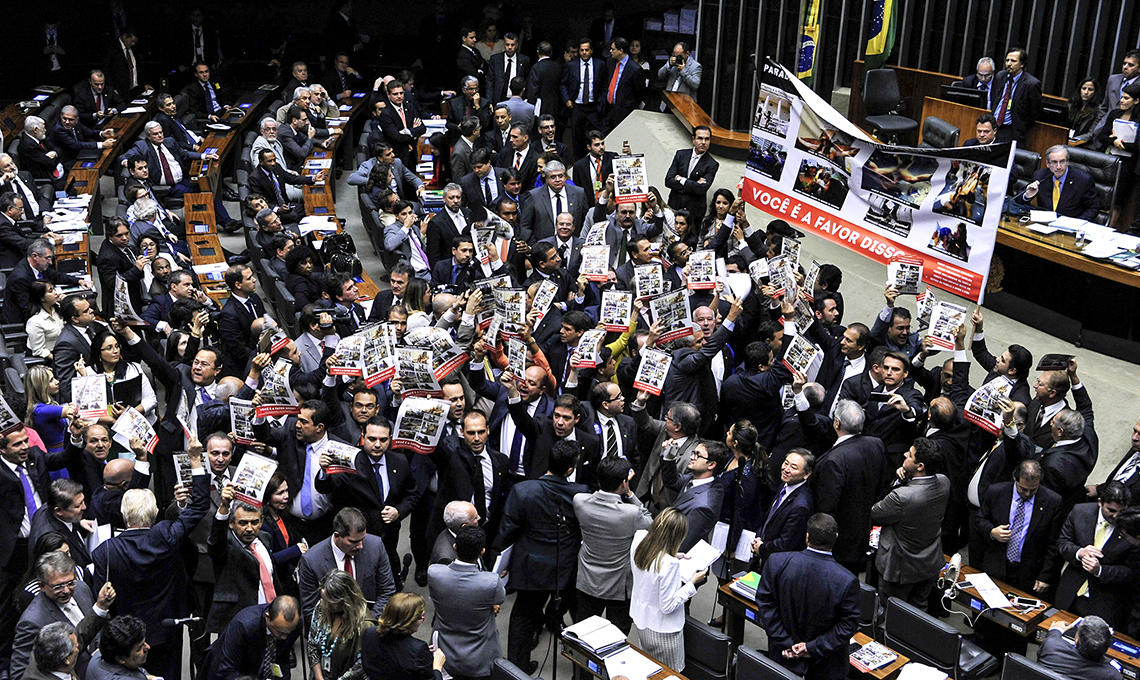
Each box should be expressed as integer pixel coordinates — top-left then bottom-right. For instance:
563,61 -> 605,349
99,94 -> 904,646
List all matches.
51,105 -> 115,167
92,458 -> 151,529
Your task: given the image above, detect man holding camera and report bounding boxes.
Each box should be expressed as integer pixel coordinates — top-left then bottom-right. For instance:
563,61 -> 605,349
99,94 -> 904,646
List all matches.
658,42 -> 701,98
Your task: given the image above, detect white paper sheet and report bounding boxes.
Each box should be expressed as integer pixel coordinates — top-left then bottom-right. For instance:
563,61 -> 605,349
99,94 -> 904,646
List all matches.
677,539 -> 721,580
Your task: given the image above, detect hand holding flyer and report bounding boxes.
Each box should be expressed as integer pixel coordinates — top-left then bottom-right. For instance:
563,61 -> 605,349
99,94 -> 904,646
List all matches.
648,290 -> 694,343
113,275 -> 145,325
231,452 -> 279,507
964,377 -> 1014,435
600,290 -> 633,331
781,333 -> 823,381
396,347 -> 443,397
111,406 -> 158,453
887,257 -> 924,295
325,441 -> 361,474
73,374 -> 110,420
0,391 -> 23,436
612,154 -> 649,204
572,329 -> 607,368
393,397 -> 451,454
255,358 -> 300,418
634,263 -> 664,299
530,279 -> 560,326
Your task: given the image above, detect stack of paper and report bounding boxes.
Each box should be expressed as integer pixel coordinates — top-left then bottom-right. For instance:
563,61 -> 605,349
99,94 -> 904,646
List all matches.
604,647 -> 661,680
730,572 -> 761,599
298,216 -> 339,235
677,539 -> 721,580
563,616 -> 629,657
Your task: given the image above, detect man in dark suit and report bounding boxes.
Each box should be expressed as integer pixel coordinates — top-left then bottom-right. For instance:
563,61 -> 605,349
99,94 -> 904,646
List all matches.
753,449 -> 814,563
199,598 -> 302,680
539,213 -> 585,276
504,385 -> 602,487
600,38 -> 646,133
572,131 -> 617,209
249,149 -> 321,220
53,296 -> 106,403
73,70 -> 125,128
1038,483 -> 1139,632
92,442 -> 209,680
11,552 -> 114,680
0,238 -> 84,325
119,122 -> 218,199
459,151 -> 507,221
51,105 -> 115,167
283,62 -> 313,100
813,401 -> 889,574
861,351 -> 927,469
484,105 -> 513,155
379,79 -> 429,166
91,457 -> 151,530
496,440 -> 589,672
427,411 -> 512,545
1038,617 -> 1123,680
969,309 -> 1033,405
1088,417 -> 1140,500
315,416 -> 419,580
1016,145 -> 1100,220
297,507 -> 397,620
660,439 -> 730,551
960,56 -> 996,98
527,43 -> 564,122
105,30 -> 144,97
495,122 -> 540,189
205,484 -> 282,634
562,39 -> 606,156
431,234 -> 499,292
96,217 -> 147,317
181,62 -> 232,122
1039,361 -> 1099,513
18,117 -> 66,188
426,183 -> 474,265
0,155 -> 52,224
325,52 -> 365,99
457,27 -> 487,88
719,340 -> 790,454
664,126 -> 719,227
535,114 -> 572,163
278,106 -> 326,169
489,34 -> 532,104
217,265 -> 266,379
449,78 -> 494,146
988,47 -> 1043,143
0,193 -> 34,270
586,381 -> 638,463
28,479 -> 92,572
661,296 -> 744,433
755,513 -> 862,680
521,161 -> 587,241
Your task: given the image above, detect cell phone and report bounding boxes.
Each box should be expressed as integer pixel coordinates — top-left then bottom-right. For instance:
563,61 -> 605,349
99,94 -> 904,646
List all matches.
1012,596 -> 1041,608
868,392 -> 892,402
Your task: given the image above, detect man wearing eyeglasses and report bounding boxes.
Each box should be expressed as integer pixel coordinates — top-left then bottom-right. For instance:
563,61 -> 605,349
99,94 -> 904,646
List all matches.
961,56 -> 996,99
0,237 -> 86,325
11,551 -> 116,680
1017,145 -> 1100,221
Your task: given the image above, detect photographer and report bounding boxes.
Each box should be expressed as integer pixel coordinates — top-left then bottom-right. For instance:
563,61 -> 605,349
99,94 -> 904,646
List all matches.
430,234 -> 507,293
658,42 -> 702,98
317,273 -> 369,336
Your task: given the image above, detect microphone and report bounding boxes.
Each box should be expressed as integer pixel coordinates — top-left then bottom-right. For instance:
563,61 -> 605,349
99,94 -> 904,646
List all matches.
941,552 -> 962,599
162,615 -> 202,627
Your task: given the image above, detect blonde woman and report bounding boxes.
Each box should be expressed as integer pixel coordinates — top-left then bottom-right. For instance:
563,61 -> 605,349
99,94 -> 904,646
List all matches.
362,593 -> 446,680
309,569 -> 375,680
24,366 -> 75,458
630,507 -> 707,670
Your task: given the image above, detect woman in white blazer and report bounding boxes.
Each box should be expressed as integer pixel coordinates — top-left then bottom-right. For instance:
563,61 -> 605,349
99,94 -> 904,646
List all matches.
630,507 -> 707,671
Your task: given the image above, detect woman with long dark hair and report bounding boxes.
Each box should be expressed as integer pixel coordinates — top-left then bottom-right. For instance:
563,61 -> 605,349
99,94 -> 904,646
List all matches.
261,471 -> 308,597
1067,78 -> 1103,143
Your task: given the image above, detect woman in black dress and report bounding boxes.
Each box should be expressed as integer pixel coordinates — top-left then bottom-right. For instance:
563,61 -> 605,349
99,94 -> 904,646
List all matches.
362,593 -> 445,680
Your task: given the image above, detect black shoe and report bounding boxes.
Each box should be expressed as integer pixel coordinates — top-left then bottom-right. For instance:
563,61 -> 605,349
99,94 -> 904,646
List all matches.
222,187 -> 240,202
219,219 -> 242,234
401,553 -> 413,582
529,629 -> 542,651
415,568 -> 428,588
226,253 -> 251,266
522,661 -> 539,675
708,614 -> 725,628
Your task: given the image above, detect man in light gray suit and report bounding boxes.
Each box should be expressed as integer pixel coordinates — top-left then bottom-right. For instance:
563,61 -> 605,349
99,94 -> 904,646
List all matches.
657,42 -> 702,98
21,621 -> 81,680
872,437 -> 951,608
574,457 -> 652,634
429,525 -> 506,680
12,552 -> 116,680
520,161 -> 586,242
498,78 -> 536,128
297,507 -> 396,621
661,439 -> 731,552
294,306 -> 337,374
632,397 -> 703,512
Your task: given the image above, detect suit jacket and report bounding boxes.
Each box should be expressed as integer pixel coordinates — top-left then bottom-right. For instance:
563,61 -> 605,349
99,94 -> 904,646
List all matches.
1102,449 -> 1140,499
378,104 -> 428,162
451,136 -> 477,180
719,365 -> 790,453
456,46 -> 487,87
446,97 -> 493,144
483,126 -> 511,155
96,239 -> 145,316
974,482 -> 1064,590
1037,628 -> 1123,680
661,323 -> 734,432
426,207 -> 474,265
0,213 -> 30,269
29,505 -> 92,569
572,152 -> 616,209
632,406 -> 702,506
0,258 -> 79,325
538,235 -> 584,275
91,466 -> 150,529
528,57 -> 564,118
495,144 -> 540,189
499,97 -> 536,127
297,534 -> 396,620
11,583 -> 105,680
0,445 -> 71,568
92,473 -> 211,645
863,383 -> 927,462
181,78 -> 227,119
105,40 -> 141,96
427,561 -> 505,678
51,120 -> 103,164
18,132 -> 63,182
0,171 -> 52,220
658,59 -> 703,97
248,163 -> 313,205
970,336 -> 1032,406
601,57 -> 646,128
756,549 -> 862,679
488,52 -> 532,103
812,435 -> 889,565
431,257 -> 489,291
1040,384 -> 1099,512
200,603 -> 299,680
276,123 -> 316,168
988,69 -> 1043,142
1017,166 -> 1100,221
205,518 -> 280,633
561,57 -> 606,109
573,490 -> 652,600
427,437 -> 511,542
520,183 -> 587,242
661,463 -> 726,552
53,322 -> 105,402
313,449 -> 420,536
217,293 -> 267,379
872,474 -> 951,583
73,85 -> 126,127
497,474 -> 590,590
664,149 -> 719,225
460,169 -> 506,221
119,138 -> 203,186
757,483 -> 814,561
506,400 -> 601,486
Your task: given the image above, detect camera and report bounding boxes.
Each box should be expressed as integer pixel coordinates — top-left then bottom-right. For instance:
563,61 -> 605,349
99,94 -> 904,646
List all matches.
671,55 -> 683,66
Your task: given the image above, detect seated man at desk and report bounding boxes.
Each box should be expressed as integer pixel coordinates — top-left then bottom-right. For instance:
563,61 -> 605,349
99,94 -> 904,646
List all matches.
1038,616 -> 1124,680
119,121 -> 219,200
1015,145 -> 1100,221
51,105 -> 116,168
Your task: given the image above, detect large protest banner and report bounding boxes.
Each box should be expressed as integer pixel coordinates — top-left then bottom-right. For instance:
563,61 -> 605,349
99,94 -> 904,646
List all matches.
743,60 -> 1014,303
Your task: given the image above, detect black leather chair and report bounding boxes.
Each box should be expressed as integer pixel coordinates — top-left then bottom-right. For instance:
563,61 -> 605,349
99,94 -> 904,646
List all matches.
1065,145 -> 1121,224
735,645 -> 801,680
883,597 -> 998,680
1001,653 -> 1070,680
274,280 -> 297,337
683,617 -> 733,680
492,659 -> 546,680
863,69 -> 919,144
859,581 -> 880,639
1012,149 -> 1042,194
920,116 -> 961,149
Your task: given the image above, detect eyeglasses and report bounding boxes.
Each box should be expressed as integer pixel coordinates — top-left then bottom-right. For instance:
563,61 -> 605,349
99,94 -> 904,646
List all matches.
690,452 -> 709,461
48,579 -> 77,592
603,393 -> 625,403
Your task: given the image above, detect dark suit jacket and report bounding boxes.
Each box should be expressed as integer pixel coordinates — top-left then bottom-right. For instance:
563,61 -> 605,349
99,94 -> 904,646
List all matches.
427,437 -> 511,542
447,97 -> 493,144
664,149 -> 719,225
200,603 -> 300,680
181,79 -> 227,119
496,474 -> 590,590
277,123 -> 316,168
538,236 -> 584,276
488,52 -> 532,103
92,473 -> 211,645
1037,628 -> 1123,680
0,213 -> 30,269
297,533 -> 396,619
456,46 -> 487,86
0,258 -> 79,325
757,483 -> 814,561
0,445 -> 71,568
660,463 -> 726,552
561,58 -> 606,109
1040,384 -> 1099,512
974,482 -> 1064,591
29,505 -> 92,568
217,293 -> 267,379
460,169 -> 507,221
719,365 -> 790,453
601,57 -> 646,128
0,171 -> 52,219
970,336 -> 1032,406
755,549 -> 862,679
520,184 -> 587,242
495,145 -> 540,190
378,104 -> 428,162
528,57 -> 565,118
572,151 -> 616,209
119,138 -> 202,185
104,40 -> 141,96
18,132 -> 63,183
1041,502 -> 1140,630
812,435 -> 889,565
96,239 -> 145,316
362,629 -> 443,680
12,583 -> 106,680
988,69 -> 1043,142
426,207 -> 474,265
248,163 -> 313,206
205,518 -> 280,633
91,466 -> 150,529
53,322 -> 106,402
1101,450 -> 1140,499
507,399 -> 602,487
51,120 -> 103,165
661,324 -> 733,432
432,257 -> 493,292
313,449 -> 420,537
863,384 -> 927,463
1017,166 -> 1100,221
72,85 -> 126,127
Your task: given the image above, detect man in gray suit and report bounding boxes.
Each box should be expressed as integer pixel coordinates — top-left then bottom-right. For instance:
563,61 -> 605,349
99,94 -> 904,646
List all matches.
12,552 -> 116,680
520,161 -> 586,242
657,42 -> 702,98
295,306 -> 337,374
498,78 -> 536,127
632,397 -> 702,511
1095,49 -> 1140,138
297,507 -> 396,621
574,457 -> 652,634
661,439 -> 731,552
1038,616 -> 1123,680
21,622 -> 81,680
429,525 -> 506,680
871,438 -> 951,607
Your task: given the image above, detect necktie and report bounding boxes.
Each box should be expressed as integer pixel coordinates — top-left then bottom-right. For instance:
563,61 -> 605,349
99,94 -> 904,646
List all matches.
594,157 -> 603,200
372,462 -> 386,502
398,106 -> 407,129
1116,453 -> 1140,482
841,359 -> 852,376
505,56 -> 513,79
156,145 -> 175,185
1052,178 -> 1061,211
194,28 -> 202,60
300,445 -> 315,516
1077,519 -> 1109,596
605,420 -> 619,458
249,542 -> 277,601
559,244 -> 569,263
247,299 -> 257,317
15,178 -> 38,218
996,76 -> 1013,125
554,191 -> 563,218
483,177 -> 493,203
62,600 -> 83,625
97,92 -> 104,112
472,453 -> 488,516
259,633 -> 278,680
1035,407 -> 1046,431
514,151 -> 522,170
409,227 -> 429,266
763,484 -> 790,533
17,464 -> 38,519
203,82 -> 218,114
452,264 -> 461,283
509,429 -> 525,474
607,62 -> 621,104
617,228 -> 629,266
126,48 -> 135,88
199,387 -> 210,404
343,555 -> 354,577
688,153 -> 700,176
1006,497 -> 1026,562
581,61 -> 592,103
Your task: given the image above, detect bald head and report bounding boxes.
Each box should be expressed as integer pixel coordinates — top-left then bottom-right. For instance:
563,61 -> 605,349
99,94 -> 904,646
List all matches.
104,459 -> 135,487
214,377 -> 246,403
929,397 -> 957,430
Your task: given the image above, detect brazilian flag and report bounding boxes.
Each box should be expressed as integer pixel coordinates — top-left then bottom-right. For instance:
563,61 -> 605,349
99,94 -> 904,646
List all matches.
865,0 -> 898,70
797,0 -> 821,86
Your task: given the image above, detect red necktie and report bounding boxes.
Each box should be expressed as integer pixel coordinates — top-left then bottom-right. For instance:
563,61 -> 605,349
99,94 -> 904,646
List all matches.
248,543 -> 277,602
97,93 -> 104,111
607,63 -> 620,104
344,556 -> 354,577
995,77 -> 1013,126
156,144 -> 174,185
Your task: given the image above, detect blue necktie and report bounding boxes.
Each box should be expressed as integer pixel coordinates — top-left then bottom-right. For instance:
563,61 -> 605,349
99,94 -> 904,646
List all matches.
300,444 -> 315,516
452,264 -> 461,283
373,462 -> 387,502
17,464 -> 38,519
509,429 -> 525,473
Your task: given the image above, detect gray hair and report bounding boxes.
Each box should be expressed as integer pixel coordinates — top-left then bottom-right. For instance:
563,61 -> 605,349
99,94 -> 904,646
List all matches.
1075,615 -> 1112,660
666,402 -> 701,437
135,197 -> 159,220
833,400 -> 865,434
443,182 -> 462,196
35,551 -> 77,585
802,382 -> 827,408
256,207 -> 275,227
977,56 -> 995,70
0,153 -> 11,164
231,500 -> 261,517
25,116 -> 45,130
1053,408 -> 1085,438
121,488 -> 158,528
259,117 -> 278,133
144,121 -> 163,134
33,622 -> 76,672
1045,144 -> 1069,162
292,87 -> 311,101
158,94 -> 174,107
443,500 -> 478,532
61,105 -> 79,116
461,76 -> 479,89
544,160 -> 566,176
28,238 -> 54,259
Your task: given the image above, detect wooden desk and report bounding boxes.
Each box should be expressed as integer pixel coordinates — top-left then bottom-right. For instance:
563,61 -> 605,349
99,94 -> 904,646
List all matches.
0,86 -> 67,139
920,98 -> 1068,161
561,635 -> 688,680
663,91 -> 751,153
187,88 -> 275,193
1035,610 -> 1140,680
998,216 -> 1140,289
852,632 -> 911,680
941,562 -> 1049,637
183,192 -> 230,303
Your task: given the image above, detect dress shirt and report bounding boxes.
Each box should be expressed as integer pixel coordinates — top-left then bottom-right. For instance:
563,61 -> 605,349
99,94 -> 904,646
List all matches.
1115,452 -> 1140,483
8,175 -> 40,217
405,225 -> 430,275
577,59 -> 594,105
771,479 -> 807,512
331,539 -> 355,576
291,435 -> 333,519
3,456 -> 42,537
503,398 -> 540,476
511,146 -> 529,170
997,72 -> 1021,126
153,143 -> 183,185
548,189 -> 566,222
249,537 -> 274,603
192,25 -> 205,62
597,413 -> 625,460
503,55 -> 518,96
121,40 -> 138,89
189,381 -> 217,437
685,152 -> 704,180
1037,400 -> 1068,430
445,208 -> 467,233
